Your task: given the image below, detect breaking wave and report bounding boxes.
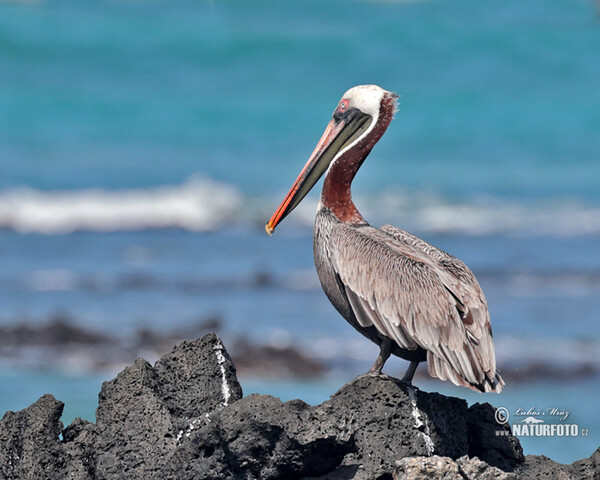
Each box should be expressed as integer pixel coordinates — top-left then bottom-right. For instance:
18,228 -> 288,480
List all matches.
265,190 -> 600,237
1,177 -> 600,237
0,176 -> 242,234
355,192 -> 600,237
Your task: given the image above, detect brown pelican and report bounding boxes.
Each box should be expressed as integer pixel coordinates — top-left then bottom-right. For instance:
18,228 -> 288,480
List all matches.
266,85 -> 503,393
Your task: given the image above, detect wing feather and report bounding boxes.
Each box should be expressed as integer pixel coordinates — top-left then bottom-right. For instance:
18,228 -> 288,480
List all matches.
380,224 -> 500,384
330,223 -> 503,392
346,288 -> 416,349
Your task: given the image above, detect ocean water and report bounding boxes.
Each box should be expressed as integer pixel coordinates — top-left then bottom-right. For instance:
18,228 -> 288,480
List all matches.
1,0 -> 599,465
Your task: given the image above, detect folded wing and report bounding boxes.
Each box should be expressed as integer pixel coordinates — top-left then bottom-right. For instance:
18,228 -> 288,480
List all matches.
330,223 -> 503,393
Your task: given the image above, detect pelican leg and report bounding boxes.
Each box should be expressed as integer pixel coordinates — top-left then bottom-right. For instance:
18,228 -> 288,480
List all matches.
332,340 -> 393,398
401,360 -> 420,384
367,339 -> 392,375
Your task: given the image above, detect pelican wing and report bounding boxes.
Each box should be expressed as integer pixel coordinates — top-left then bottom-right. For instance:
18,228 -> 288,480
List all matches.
330,223 -> 503,392
380,224 -> 492,352
380,224 -> 487,296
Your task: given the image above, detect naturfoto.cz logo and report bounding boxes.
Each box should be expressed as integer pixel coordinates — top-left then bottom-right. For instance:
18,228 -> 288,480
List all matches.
495,406 -> 590,438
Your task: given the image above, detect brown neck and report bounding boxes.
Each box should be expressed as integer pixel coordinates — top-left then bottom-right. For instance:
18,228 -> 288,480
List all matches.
321,94 -> 396,224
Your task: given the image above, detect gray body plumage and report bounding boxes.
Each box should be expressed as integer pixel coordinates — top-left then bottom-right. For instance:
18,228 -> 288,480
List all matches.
314,203 -> 503,393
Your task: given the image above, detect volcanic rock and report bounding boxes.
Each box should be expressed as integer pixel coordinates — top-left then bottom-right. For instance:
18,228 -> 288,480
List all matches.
0,332 -> 596,480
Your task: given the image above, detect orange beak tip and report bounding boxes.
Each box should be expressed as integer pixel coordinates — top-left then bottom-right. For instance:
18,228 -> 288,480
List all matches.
265,223 -> 274,236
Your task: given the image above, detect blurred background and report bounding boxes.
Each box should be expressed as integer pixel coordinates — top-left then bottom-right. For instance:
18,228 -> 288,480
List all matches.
1,0 -> 599,464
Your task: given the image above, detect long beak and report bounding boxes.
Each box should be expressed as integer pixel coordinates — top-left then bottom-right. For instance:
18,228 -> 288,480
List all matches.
266,110 -> 371,235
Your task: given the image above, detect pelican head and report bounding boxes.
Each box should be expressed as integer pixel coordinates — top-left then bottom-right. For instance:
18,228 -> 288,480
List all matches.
266,85 -> 399,235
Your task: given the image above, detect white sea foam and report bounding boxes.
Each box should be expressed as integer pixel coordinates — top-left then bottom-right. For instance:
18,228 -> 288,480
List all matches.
286,191 -> 600,237
0,176 -> 241,234
1,178 -> 600,237
356,192 -> 600,237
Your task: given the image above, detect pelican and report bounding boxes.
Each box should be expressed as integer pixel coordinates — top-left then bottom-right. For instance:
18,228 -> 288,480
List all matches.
266,85 -> 503,393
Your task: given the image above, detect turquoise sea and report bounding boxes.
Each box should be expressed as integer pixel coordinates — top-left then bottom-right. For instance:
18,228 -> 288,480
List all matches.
1,0 -> 599,465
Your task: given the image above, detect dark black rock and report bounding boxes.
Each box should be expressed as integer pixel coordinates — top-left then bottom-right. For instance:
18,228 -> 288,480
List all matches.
166,394 -> 353,480
571,447 -> 600,479
0,333 -> 596,480
95,358 -> 178,478
164,375 -> 516,480
153,334 -> 242,418
467,402 -> 524,470
94,333 -> 242,479
0,394 -> 96,479
61,417 -> 97,479
324,376 -> 469,470
514,447 -> 600,480
0,394 -> 66,479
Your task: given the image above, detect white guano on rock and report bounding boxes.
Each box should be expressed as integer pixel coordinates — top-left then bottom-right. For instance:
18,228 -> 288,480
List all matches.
213,342 -> 231,406
408,387 -> 435,456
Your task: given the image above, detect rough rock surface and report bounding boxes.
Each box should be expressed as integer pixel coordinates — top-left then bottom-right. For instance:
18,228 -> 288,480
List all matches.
393,455 -> 517,479
0,333 -> 597,480
514,448 -> 600,480
94,334 -> 243,479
